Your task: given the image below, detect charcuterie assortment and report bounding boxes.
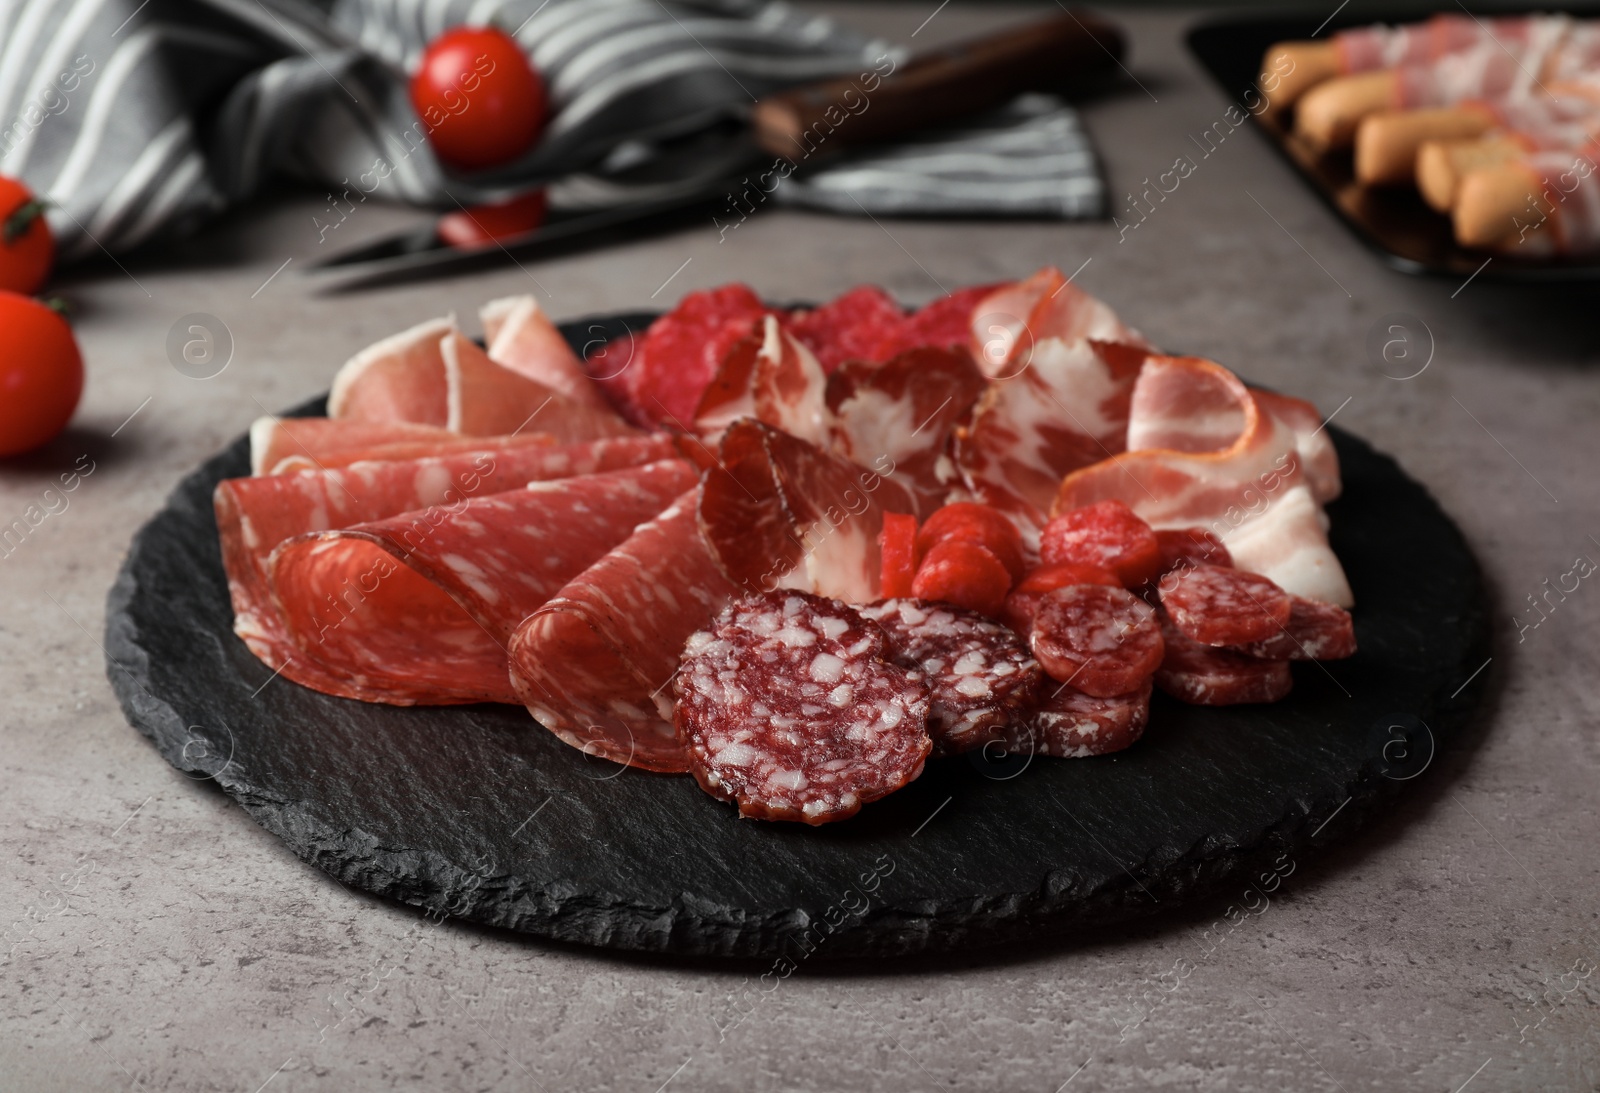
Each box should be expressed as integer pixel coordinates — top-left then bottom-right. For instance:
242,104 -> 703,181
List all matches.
215,269 -> 1357,824
1261,14 -> 1600,256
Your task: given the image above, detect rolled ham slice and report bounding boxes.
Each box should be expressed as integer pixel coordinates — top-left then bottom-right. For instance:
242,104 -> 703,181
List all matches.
214,434 -> 682,700
267,459 -> 696,705
1053,355 -> 1353,607
510,486 -> 740,773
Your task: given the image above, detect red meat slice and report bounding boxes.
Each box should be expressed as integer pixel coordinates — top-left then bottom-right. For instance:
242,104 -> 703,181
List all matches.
675,591 -> 932,824
510,485 -> 739,773
1039,500 -> 1162,586
1154,611 -> 1293,705
215,434 -> 680,694
266,460 -> 695,705
1012,679 -> 1152,757
859,598 -> 1041,756
249,417 -> 465,475
1160,563 -> 1292,646
1233,596 -> 1356,661
786,285 -> 906,373
898,284 -> 1002,353
1029,584 -> 1164,698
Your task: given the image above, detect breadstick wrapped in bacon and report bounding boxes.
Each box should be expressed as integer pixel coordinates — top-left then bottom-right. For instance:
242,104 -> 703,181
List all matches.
1454,141 -> 1600,255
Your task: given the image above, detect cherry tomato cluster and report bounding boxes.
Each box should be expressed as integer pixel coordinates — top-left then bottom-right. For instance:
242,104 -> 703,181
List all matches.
0,175 -> 83,459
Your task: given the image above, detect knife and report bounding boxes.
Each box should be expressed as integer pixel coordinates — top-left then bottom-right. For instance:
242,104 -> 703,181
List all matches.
306,8 -> 1126,289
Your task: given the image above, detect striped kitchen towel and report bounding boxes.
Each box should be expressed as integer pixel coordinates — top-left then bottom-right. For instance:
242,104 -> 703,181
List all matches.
0,0 -> 1107,262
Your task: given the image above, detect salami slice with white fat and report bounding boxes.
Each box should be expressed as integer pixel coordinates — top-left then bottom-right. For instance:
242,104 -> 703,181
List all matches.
215,434 -> 680,695
1009,679 -> 1152,757
1154,610 -> 1293,705
1233,596 -> 1356,661
1029,584 -> 1164,698
1161,563 -> 1292,646
267,459 -> 695,705
675,591 -> 932,824
858,598 -> 1041,756
509,485 -> 740,773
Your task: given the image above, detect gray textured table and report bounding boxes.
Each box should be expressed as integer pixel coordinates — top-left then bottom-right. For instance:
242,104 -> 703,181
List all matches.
4,5 -> 1597,1091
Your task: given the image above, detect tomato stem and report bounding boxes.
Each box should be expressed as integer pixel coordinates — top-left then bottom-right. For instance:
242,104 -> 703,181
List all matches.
41,295 -> 71,318
3,198 -> 47,245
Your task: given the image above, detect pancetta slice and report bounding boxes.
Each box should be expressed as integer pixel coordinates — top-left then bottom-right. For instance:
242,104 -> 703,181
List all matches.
268,460 -> 696,705
700,419 -> 916,604
825,346 -> 987,517
1053,355 -> 1353,607
694,316 -> 831,447
509,486 -> 739,773
213,435 -> 682,700
954,338 -> 1150,541
481,294 -> 621,415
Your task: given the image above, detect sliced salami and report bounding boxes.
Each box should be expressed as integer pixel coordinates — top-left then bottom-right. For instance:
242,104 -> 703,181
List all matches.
509,485 -> 740,774
858,599 -> 1042,756
1154,611 -> 1293,706
1161,563 -> 1292,646
267,459 -> 695,705
1153,527 -> 1233,574
215,434 -> 680,692
1234,596 -> 1356,661
1010,679 -> 1152,758
249,416 -> 463,476
674,591 -> 932,824
1029,584 -> 1164,698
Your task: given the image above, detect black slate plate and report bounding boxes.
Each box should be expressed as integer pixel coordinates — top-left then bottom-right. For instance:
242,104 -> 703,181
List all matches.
105,313 -> 1490,960
1186,6 -> 1600,281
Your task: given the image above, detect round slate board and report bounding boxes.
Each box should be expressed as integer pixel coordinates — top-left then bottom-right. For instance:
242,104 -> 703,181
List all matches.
105,313 -> 1490,960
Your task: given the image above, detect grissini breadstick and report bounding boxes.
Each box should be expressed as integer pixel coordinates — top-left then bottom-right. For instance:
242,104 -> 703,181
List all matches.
1416,135 -> 1523,211
1258,41 -> 1338,118
1354,106 -> 1495,185
1295,71 -> 1396,150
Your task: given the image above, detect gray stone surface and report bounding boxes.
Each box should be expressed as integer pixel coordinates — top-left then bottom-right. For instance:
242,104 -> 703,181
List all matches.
2,5 -> 1596,1091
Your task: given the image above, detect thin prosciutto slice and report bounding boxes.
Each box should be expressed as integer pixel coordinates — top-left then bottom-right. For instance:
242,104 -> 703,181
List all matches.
693,316 -> 831,447
955,338 -> 1150,541
1053,355 -> 1353,607
267,433 -> 560,475
826,346 -> 987,517
213,434 -> 681,699
700,419 -> 916,604
250,417 -> 467,476
328,321 -> 635,443
510,486 -> 738,773
482,295 -> 620,415
967,266 -> 1146,378
268,460 -> 696,705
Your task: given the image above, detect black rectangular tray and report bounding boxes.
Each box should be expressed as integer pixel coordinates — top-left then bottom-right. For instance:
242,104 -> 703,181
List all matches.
1186,6 -> 1600,281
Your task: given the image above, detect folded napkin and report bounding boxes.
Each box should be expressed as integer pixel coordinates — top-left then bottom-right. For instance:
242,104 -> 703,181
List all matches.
0,0 -> 1106,261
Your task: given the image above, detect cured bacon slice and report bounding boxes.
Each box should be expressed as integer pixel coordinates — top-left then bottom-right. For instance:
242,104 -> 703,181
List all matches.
216,434 -> 680,694
510,486 -> 739,773
700,419 -> 916,604
954,338 -> 1149,540
694,316 -> 831,446
826,346 -> 986,517
249,417 -> 464,476
481,295 -> 620,414
267,460 -> 696,705
1053,355 -> 1353,607
1334,14 -> 1561,74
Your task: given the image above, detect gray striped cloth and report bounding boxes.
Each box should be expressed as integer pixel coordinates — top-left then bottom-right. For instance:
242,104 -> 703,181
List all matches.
0,0 -> 1106,262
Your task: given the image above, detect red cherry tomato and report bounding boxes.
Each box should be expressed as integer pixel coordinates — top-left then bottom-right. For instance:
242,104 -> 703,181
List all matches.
878,511 -> 918,598
438,189 -> 548,249
411,27 -> 545,171
914,502 -> 1025,583
1039,500 -> 1162,587
911,539 -> 1011,618
0,293 -> 83,457
0,177 -> 53,295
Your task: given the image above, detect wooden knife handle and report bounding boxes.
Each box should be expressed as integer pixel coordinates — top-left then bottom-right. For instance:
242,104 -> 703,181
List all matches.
751,9 -> 1125,158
